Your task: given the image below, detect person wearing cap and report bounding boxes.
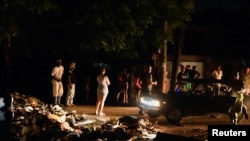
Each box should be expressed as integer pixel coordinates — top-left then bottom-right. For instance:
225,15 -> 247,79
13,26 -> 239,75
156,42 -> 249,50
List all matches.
51,59 -> 64,106
65,61 -> 76,107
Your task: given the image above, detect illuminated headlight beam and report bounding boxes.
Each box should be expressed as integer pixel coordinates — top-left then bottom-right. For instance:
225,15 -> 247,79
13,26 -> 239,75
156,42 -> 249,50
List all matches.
140,97 -> 160,107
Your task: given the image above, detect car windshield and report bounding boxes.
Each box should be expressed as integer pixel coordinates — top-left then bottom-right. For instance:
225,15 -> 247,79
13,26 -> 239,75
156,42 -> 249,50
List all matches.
193,82 -> 232,96
172,79 -> 233,96
173,81 -> 195,93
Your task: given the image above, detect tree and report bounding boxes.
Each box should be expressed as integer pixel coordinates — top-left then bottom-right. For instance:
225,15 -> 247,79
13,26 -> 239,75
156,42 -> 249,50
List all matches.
71,0 -> 195,93
150,0 -> 195,93
0,0 -> 195,94
0,0 -> 58,97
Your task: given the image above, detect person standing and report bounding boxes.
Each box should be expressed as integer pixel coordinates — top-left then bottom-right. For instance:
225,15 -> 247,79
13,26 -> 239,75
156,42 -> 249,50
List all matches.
176,65 -> 188,91
95,67 -> 110,116
212,65 -> 223,80
177,65 -> 187,81
65,61 -> 76,107
116,68 -> 130,103
134,72 -> 142,103
190,65 -> 200,79
212,65 -> 223,95
51,59 -> 64,106
139,65 -> 157,115
141,65 -> 157,96
184,65 -> 192,89
184,65 -> 192,79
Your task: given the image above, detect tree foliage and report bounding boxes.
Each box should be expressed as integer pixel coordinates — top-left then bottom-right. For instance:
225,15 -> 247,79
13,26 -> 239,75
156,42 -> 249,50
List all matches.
0,0 -> 194,60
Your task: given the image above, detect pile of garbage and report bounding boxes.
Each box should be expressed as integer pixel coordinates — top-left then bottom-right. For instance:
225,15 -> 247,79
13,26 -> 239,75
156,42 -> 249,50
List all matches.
3,92 -> 157,141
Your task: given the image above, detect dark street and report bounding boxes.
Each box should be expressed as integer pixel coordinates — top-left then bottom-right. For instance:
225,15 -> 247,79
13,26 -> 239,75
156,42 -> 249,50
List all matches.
1,0 -> 250,140
53,104 -> 250,140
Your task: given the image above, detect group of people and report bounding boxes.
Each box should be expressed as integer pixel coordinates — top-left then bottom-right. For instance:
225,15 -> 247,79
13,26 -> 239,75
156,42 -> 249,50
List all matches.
211,65 -> 250,95
177,63 -> 250,96
50,59 -> 110,116
95,64 -> 158,115
116,68 -> 130,103
176,64 -> 200,91
177,64 -> 200,81
133,65 -> 158,103
115,65 -> 158,104
50,58 -> 250,118
51,59 -> 76,107
211,64 -> 250,95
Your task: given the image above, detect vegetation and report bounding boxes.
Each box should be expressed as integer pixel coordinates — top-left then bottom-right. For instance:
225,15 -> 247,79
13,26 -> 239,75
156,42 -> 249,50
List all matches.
0,0 -> 195,93
1,0 -> 194,58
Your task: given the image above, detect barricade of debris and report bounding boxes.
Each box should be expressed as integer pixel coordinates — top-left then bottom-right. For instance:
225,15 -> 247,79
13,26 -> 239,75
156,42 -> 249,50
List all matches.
3,92 -> 157,141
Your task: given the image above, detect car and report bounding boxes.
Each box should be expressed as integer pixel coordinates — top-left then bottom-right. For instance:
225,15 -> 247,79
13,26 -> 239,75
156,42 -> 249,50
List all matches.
138,78 -> 248,124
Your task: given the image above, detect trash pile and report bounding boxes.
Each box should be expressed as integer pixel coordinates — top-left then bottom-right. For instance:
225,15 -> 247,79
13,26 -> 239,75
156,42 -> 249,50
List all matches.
3,92 -> 157,141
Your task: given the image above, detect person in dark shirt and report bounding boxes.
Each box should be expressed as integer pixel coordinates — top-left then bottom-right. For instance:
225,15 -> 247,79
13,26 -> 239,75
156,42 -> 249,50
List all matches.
116,68 -> 130,103
139,65 -> 157,114
65,61 -> 76,107
189,65 -> 200,79
141,65 -> 157,96
176,65 -> 190,92
184,65 -> 192,79
177,65 -> 186,81
184,65 -> 192,89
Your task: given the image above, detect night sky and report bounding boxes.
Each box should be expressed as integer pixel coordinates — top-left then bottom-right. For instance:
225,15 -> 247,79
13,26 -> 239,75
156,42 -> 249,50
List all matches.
180,0 -> 250,59
195,0 -> 242,12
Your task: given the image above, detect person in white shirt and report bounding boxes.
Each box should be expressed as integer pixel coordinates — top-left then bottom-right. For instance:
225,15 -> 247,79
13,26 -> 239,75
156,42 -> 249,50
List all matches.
212,65 -> 223,95
51,59 -> 64,105
212,65 -> 223,80
95,67 -> 110,116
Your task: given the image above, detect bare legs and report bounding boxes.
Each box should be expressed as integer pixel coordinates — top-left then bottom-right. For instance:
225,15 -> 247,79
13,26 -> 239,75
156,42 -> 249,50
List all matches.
116,90 -> 122,102
116,83 -> 129,103
95,93 -> 107,116
135,90 -> 141,103
124,89 -> 128,103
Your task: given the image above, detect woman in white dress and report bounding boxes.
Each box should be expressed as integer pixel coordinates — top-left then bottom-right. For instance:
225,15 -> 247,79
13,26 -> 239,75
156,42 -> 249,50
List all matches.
95,67 -> 110,116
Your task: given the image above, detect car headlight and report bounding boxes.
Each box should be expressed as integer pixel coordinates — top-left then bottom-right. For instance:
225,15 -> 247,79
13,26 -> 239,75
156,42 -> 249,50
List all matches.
140,97 -> 160,107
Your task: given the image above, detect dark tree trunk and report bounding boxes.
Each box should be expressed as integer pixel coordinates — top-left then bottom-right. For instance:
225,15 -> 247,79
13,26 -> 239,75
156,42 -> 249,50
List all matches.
170,29 -> 185,89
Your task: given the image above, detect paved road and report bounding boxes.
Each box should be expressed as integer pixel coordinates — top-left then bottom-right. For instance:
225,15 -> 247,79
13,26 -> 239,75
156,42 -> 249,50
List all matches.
64,105 -> 250,141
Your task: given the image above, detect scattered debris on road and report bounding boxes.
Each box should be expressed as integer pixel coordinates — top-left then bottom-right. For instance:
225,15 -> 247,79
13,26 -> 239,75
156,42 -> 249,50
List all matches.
3,92 -> 157,141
